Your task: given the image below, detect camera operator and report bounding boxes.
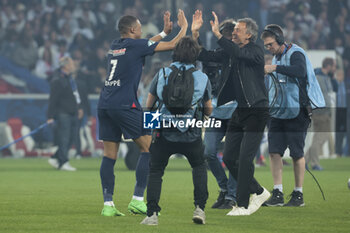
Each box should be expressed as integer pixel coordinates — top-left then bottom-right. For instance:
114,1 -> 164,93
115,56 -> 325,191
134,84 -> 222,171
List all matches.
261,24 -> 325,207
192,10 -> 270,216
193,16 -> 238,209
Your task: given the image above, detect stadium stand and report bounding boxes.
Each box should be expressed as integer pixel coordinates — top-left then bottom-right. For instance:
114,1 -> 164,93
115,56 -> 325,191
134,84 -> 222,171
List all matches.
0,0 -> 349,157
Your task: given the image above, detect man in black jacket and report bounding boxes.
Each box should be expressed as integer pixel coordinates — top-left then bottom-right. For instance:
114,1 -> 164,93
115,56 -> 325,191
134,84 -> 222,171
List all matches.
203,12 -> 270,215
47,56 -> 83,171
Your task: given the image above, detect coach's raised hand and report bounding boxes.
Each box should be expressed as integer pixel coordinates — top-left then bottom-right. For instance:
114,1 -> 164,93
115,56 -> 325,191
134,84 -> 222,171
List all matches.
210,11 -> 222,39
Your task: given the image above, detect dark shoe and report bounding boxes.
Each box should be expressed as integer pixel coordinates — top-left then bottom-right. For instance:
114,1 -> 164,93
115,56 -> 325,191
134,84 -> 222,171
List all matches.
218,199 -> 236,209
211,191 -> 227,208
284,191 -> 305,207
262,189 -> 284,207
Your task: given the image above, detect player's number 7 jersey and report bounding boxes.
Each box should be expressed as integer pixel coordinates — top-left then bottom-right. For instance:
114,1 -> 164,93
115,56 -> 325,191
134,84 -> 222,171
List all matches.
98,38 -> 158,110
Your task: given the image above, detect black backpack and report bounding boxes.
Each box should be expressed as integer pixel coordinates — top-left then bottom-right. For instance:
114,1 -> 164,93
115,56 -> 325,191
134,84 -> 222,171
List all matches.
162,65 -> 196,115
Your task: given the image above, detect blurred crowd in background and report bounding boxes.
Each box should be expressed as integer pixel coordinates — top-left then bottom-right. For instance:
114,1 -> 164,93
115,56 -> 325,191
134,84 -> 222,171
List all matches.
0,0 -> 350,95
0,0 -> 350,158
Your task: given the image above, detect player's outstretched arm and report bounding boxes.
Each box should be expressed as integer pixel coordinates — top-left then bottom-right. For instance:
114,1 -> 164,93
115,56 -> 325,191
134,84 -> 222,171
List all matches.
154,9 -> 188,51
191,10 -> 203,40
150,11 -> 173,42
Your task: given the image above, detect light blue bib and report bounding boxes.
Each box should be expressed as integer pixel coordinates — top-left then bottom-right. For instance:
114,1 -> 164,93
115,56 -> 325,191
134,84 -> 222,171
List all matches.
269,44 -> 325,119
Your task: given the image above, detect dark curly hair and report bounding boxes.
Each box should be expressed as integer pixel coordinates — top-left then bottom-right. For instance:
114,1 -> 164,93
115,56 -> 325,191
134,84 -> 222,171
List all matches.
172,36 -> 201,64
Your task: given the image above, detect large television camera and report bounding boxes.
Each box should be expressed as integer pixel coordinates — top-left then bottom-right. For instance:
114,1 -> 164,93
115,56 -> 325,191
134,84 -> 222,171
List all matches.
202,61 -> 222,97
201,19 -> 236,97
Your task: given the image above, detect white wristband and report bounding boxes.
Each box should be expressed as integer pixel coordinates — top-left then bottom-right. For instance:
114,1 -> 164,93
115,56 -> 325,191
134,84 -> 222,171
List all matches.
159,31 -> 167,38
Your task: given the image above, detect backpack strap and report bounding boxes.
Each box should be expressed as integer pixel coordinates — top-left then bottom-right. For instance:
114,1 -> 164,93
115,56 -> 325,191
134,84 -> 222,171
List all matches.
163,65 -> 178,82
187,67 -> 196,74
187,67 -> 199,106
162,67 -> 167,81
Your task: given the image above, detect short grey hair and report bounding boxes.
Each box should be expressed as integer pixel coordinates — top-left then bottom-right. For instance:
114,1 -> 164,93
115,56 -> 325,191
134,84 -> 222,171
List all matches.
238,18 -> 259,42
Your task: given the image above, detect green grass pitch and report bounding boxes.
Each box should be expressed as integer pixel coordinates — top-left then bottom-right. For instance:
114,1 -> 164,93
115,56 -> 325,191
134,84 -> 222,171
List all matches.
1,157 -> 349,233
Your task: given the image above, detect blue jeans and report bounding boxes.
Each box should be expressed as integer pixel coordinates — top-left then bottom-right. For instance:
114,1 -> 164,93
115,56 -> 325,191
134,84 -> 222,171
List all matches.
204,119 -> 237,201
52,113 -> 79,166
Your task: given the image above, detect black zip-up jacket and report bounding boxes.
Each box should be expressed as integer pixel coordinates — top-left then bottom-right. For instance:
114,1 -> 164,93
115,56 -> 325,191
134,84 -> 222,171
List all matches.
216,37 -> 268,108
47,70 -> 82,119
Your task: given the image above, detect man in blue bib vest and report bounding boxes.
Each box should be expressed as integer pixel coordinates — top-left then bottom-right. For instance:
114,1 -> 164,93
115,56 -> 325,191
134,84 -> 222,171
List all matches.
98,10 -> 188,217
261,24 -> 325,207
141,36 -> 212,225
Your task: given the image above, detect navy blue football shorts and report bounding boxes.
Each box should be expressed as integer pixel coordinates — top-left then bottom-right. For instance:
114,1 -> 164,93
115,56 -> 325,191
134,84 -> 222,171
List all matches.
268,109 -> 311,159
98,108 -> 151,142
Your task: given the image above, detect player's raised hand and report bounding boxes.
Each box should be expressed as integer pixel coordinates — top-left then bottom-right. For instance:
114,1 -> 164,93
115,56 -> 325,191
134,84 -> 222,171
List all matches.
163,11 -> 173,35
210,11 -> 221,38
191,10 -> 203,32
154,9 -> 187,51
177,9 -> 188,28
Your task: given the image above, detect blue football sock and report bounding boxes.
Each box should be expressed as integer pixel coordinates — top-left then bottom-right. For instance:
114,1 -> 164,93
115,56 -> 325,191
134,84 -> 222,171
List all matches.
100,156 -> 116,202
133,152 -> 150,197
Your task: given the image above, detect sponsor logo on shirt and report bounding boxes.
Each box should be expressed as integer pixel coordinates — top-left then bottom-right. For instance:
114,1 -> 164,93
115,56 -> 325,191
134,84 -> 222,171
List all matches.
108,48 -> 126,56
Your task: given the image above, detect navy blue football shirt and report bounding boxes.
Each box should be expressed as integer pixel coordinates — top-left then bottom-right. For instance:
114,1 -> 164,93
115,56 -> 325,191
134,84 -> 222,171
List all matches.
98,38 -> 159,110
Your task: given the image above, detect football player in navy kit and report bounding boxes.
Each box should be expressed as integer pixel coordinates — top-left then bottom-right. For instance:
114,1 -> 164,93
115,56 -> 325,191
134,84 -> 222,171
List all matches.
98,10 -> 188,216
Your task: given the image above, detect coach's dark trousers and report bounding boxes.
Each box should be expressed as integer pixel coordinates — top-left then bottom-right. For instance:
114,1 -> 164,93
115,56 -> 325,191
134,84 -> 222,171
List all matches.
146,136 -> 208,216
223,107 -> 268,208
52,113 -> 79,167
